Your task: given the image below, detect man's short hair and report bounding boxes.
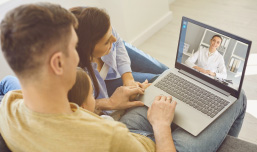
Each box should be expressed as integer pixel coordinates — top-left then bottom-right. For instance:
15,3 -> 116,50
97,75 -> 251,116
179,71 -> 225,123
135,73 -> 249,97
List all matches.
0,3 -> 78,77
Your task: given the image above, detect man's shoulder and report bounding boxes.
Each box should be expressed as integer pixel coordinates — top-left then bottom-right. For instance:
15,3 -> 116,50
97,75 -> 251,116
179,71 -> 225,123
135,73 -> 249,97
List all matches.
0,90 -> 23,109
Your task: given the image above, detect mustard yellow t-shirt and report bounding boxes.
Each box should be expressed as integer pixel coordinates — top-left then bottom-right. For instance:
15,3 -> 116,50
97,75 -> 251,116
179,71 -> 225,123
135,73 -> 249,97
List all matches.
0,90 -> 155,152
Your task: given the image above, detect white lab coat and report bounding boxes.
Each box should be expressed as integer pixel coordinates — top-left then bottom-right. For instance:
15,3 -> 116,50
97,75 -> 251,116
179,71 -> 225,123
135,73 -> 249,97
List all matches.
185,47 -> 227,79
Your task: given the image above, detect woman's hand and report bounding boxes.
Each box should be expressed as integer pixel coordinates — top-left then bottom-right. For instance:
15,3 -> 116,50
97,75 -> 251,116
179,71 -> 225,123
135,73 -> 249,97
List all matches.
122,72 -> 138,86
124,80 -> 139,87
193,66 -> 208,74
206,70 -> 216,76
138,79 -> 151,90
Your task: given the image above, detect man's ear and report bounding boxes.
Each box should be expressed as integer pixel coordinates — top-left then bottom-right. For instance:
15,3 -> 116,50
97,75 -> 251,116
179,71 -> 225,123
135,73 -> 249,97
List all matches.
50,52 -> 64,75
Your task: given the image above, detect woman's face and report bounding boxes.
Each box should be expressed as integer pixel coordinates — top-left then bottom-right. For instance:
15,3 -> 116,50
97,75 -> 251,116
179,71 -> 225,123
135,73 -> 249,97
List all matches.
93,26 -> 117,58
210,36 -> 222,50
81,80 -> 95,112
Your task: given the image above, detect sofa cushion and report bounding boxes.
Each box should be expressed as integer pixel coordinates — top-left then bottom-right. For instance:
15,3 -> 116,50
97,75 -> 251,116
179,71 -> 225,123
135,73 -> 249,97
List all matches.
0,133 -> 11,152
218,135 -> 257,152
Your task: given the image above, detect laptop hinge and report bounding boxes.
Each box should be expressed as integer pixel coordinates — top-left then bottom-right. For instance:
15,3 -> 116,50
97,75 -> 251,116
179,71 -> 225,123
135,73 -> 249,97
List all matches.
179,69 -> 230,97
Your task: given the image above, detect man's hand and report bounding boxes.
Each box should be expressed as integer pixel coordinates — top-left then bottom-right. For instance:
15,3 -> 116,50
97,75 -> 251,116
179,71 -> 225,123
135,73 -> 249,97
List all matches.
147,95 -> 177,128
147,95 -> 177,152
109,86 -> 145,110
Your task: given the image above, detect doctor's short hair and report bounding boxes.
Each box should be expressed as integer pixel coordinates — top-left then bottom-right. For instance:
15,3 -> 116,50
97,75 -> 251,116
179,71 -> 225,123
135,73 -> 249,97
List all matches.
211,35 -> 223,44
0,3 -> 78,78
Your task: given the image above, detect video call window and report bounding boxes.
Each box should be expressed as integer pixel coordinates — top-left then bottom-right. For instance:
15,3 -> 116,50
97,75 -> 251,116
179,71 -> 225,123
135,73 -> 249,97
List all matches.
177,21 -> 249,90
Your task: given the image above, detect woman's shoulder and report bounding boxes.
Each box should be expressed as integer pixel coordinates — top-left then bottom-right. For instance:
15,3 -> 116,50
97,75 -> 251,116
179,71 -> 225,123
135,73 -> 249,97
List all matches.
111,27 -> 119,38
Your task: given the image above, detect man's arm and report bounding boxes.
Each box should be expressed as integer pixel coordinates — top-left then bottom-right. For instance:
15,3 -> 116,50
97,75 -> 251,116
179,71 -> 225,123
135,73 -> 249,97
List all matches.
185,49 -> 200,68
109,123 -> 155,152
95,86 -> 145,110
153,125 -> 175,152
147,96 -> 177,152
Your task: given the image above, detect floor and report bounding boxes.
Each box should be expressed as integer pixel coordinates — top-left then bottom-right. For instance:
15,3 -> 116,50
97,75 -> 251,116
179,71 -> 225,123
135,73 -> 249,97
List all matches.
138,0 -> 257,144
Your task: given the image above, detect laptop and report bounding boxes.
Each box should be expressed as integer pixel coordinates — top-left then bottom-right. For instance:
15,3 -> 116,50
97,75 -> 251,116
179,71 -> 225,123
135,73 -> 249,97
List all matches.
138,16 -> 252,136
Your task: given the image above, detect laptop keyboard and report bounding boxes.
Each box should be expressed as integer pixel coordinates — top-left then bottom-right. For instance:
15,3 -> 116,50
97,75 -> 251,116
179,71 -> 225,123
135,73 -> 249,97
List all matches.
154,73 -> 230,118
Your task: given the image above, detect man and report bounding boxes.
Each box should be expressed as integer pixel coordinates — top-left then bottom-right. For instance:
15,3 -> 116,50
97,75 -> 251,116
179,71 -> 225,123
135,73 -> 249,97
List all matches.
0,3 -> 176,152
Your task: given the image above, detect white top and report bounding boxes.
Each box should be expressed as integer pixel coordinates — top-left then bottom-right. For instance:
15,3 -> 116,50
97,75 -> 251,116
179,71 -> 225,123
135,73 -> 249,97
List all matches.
185,47 -> 227,79
99,63 -> 109,80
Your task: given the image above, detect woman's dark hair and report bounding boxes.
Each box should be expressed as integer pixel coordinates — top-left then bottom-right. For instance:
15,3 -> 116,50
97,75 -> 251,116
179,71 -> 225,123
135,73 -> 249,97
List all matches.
211,35 -> 223,44
68,67 -> 91,106
69,7 -> 110,98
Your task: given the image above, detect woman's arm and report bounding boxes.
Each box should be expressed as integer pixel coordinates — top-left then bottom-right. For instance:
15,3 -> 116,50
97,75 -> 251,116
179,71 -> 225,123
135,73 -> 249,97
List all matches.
215,58 -> 227,79
205,56 -> 227,79
112,28 -> 133,78
111,28 -> 140,87
185,49 -> 200,68
193,66 -> 208,74
122,72 -> 138,86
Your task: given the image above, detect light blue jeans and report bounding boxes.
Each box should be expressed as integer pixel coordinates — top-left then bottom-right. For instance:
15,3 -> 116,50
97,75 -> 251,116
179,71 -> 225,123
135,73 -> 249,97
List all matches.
105,42 -> 169,96
119,91 -> 247,152
0,75 -> 21,102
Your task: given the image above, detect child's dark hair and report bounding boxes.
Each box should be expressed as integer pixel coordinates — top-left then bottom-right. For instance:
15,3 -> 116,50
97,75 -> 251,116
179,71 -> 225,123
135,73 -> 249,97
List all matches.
68,67 -> 91,106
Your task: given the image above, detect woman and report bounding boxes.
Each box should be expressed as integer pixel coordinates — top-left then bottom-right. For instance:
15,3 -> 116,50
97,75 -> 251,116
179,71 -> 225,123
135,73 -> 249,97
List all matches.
185,35 -> 227,79
69,7 -> 168,113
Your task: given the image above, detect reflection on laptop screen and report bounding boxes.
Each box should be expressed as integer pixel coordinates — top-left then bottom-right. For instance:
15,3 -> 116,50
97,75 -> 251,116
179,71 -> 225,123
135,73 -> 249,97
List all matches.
176,18 -> 250,91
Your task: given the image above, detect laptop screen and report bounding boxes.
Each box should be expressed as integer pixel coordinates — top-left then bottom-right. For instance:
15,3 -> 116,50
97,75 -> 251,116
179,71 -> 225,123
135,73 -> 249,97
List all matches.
175,17 -> 251,98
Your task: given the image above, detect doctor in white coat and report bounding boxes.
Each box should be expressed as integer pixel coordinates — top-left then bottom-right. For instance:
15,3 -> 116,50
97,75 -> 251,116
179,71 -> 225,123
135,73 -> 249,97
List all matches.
185,35 -> 227,79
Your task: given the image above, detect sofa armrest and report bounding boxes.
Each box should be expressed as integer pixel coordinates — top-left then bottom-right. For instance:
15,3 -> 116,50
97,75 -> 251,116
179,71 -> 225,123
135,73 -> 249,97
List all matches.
218,135 -> 257,152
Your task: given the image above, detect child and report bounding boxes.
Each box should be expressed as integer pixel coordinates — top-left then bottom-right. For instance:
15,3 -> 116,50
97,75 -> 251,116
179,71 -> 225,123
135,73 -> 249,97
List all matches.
68,67 -> 114,120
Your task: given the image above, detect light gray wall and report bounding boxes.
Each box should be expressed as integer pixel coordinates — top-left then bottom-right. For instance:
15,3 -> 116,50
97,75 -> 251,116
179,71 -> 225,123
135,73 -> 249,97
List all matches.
0,0 -> 171,80
224,39 -> 236,66
0,0 -> 100,80
184,22 -> 205,54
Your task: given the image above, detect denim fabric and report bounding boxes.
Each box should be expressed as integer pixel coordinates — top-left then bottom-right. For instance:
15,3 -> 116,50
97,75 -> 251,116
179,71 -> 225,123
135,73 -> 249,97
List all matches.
0,76 -> 21,96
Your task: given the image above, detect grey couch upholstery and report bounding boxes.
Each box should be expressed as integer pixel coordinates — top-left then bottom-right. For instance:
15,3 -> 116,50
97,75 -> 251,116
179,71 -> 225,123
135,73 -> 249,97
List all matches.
0,134 -> 11,152
218,135 -> 257,152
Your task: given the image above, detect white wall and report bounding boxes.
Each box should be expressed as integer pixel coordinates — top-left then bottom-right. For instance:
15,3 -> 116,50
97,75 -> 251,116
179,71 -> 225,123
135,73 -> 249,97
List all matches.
0,0 -> 172,79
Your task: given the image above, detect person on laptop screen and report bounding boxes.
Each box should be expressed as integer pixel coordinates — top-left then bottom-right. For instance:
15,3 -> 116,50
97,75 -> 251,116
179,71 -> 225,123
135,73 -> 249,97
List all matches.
185,35 -> 227,79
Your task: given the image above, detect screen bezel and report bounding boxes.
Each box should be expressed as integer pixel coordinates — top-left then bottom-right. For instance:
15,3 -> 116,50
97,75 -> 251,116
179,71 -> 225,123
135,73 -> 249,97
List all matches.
175,17 -> 252,98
